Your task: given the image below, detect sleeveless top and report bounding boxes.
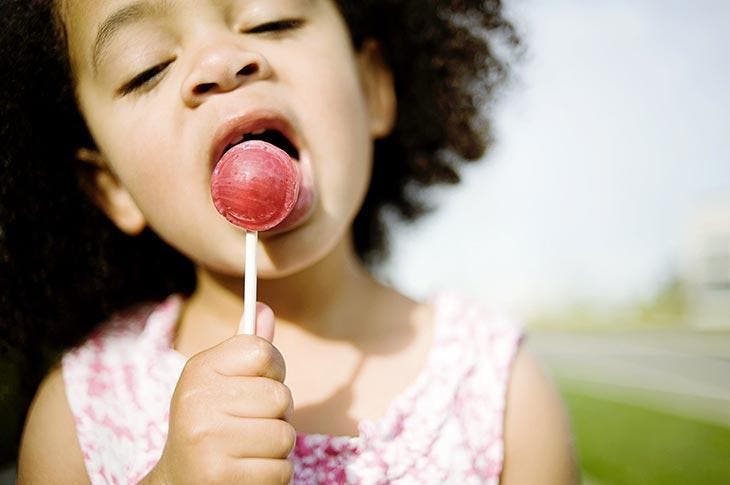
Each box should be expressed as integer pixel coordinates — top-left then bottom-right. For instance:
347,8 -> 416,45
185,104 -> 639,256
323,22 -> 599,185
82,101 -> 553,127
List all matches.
62,293 -> 523,484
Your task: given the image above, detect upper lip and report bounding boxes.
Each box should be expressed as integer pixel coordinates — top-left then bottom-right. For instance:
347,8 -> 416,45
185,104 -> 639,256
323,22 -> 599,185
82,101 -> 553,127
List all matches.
209,109 -> 302,170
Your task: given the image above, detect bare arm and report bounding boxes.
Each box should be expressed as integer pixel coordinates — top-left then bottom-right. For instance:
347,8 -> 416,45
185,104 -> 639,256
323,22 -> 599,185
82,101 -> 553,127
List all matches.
17,367 -> 90,484
500,348 -> 578,484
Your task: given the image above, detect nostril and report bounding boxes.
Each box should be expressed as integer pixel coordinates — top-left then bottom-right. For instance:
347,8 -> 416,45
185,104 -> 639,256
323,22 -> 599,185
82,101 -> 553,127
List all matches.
193,82 -> 216,95
187,60 -> 262,101
238,63 -> 258,76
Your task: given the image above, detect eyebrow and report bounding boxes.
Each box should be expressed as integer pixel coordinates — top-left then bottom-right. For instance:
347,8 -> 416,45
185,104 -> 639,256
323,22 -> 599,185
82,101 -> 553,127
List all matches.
92,0 -> 171,73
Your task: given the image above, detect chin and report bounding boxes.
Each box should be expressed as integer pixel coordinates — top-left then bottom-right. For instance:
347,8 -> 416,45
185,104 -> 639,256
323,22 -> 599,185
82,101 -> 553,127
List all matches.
259,217 -> 351,280
257,239 -> 333,279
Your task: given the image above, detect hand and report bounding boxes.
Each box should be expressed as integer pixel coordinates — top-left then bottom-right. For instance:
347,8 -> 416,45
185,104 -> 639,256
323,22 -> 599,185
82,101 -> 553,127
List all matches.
142,303 -> 294,484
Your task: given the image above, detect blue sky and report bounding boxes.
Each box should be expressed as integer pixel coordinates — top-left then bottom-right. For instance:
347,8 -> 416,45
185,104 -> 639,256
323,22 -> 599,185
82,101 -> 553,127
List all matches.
384,0 -> 730,317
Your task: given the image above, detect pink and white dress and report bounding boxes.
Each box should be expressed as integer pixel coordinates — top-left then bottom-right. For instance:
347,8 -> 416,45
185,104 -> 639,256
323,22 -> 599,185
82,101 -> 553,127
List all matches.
63,293 -> 523,484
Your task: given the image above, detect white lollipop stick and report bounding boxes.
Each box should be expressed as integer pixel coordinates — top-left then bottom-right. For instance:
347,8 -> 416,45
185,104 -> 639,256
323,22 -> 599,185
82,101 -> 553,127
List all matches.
239,230 -> 258,335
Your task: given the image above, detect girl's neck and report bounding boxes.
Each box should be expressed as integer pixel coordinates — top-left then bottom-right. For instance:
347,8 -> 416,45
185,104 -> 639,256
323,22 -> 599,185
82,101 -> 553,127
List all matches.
258,237 -> 383,337
177,236 -> 387,353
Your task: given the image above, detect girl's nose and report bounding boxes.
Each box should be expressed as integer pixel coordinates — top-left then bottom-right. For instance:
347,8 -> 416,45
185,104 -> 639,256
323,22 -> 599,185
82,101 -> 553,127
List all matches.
181,44 -> 272,108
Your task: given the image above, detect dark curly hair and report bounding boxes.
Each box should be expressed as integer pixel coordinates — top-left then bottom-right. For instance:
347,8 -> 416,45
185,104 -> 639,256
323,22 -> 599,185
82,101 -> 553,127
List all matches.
0,0 -> 519,463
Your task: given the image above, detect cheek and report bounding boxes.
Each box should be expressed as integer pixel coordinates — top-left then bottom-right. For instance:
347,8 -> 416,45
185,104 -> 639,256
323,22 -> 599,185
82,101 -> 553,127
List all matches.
87,106 -> 205,237
288,46 -> 373,209
90,101 -> 175,185
104,127 -> 171,197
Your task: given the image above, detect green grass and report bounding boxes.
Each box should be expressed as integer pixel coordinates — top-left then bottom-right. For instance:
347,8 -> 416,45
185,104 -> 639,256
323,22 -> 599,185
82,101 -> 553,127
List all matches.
559,385 -> 730,484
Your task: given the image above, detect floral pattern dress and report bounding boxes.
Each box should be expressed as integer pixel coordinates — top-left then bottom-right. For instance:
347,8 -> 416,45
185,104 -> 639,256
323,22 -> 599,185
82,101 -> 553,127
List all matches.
63,293 -> 522,484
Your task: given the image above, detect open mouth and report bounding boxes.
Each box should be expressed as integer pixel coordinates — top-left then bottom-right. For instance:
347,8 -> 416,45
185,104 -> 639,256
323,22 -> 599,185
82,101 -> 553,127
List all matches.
210,112 -> 316,234
224,128 -> 300,161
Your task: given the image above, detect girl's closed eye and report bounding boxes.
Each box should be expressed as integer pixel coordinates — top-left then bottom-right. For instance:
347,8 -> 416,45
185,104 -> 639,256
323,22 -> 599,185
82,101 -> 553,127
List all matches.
245,18 -> 305,35
118,60 -> 173,96
116,18 -> 305,97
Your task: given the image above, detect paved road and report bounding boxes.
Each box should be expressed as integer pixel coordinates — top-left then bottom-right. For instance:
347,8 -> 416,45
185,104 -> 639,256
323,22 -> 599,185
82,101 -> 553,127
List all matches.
527,328 -> 730,427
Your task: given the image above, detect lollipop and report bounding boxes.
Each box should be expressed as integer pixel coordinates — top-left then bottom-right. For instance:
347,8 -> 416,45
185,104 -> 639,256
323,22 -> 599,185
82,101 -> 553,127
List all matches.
211,140 -> 300,334
211,140 -> 300,232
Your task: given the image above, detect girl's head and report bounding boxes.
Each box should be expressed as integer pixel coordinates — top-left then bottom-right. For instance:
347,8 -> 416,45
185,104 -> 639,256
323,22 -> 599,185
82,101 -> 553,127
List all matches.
0,0 -> 518,395
60,0 -> 397,280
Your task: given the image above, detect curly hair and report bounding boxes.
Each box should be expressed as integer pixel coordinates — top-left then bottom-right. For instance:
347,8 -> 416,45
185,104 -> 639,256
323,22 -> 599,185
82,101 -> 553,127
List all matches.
0,0 -> 519,462
338,0 -> 520,260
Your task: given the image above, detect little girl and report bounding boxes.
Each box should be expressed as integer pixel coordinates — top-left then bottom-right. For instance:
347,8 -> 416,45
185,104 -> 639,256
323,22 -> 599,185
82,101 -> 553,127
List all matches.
3,0 -> 575,483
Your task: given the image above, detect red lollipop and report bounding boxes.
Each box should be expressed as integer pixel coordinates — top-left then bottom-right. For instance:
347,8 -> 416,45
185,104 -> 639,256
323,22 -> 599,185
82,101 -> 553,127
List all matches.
211,140 -> 300,231
210,139 -> 300,335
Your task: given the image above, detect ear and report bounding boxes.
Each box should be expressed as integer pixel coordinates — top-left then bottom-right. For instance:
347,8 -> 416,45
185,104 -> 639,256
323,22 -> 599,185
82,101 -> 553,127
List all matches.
76,148 -> 146,236
356,39 -> 397,139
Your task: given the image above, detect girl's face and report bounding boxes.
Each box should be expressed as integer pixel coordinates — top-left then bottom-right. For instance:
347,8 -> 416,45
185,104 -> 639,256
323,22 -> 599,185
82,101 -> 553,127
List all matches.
62,0 -> 395,278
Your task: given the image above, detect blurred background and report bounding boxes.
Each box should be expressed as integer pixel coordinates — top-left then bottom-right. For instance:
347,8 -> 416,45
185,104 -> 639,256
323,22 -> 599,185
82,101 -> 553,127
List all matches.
383,0 -> 730,483
2,0 -> 728,483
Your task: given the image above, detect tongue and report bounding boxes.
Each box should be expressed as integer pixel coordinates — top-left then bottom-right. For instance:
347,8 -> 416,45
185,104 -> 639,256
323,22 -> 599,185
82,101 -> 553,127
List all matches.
211,140 -> 300,232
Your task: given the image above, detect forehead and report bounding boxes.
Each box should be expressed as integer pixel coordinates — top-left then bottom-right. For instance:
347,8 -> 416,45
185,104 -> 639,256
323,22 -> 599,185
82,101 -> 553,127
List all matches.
59,0 -> 321,68
60,0 -> 319,35
62,0 -> 175,71
59,0 -> 148,69
60,0 -> 130,39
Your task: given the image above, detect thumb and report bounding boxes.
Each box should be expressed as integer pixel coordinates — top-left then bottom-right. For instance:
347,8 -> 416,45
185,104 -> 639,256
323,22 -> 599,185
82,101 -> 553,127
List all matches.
254,302 -> 275,343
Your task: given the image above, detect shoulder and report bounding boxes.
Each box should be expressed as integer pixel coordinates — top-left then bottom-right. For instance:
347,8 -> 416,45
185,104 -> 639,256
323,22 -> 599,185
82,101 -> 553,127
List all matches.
428,293 -> 577,482
433,292 -> 523,378
500,348 -> 578,484
17,367 -> 90,484
18,297 -> 181,484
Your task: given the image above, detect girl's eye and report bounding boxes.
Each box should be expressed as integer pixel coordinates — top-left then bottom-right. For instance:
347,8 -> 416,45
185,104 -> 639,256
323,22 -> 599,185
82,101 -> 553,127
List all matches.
114,18 -> 305,96
245,18 -> 304,35
118,61 -> 172,96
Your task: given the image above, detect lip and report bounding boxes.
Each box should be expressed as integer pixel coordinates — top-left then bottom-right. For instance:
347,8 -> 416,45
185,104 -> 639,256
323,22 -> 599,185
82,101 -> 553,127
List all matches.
209,109 -> 302,172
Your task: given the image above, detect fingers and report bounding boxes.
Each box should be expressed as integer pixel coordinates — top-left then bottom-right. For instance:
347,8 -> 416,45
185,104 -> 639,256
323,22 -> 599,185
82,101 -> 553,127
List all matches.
199,301 -> 282,381
255,302 -> 275,342
187,333 -> 286,382
217,418 -> 297,459
217,377 -> 293,419
177,375 -> 292,422
160,454 -> 293,484
200,458 -> 294,484
233,458 -> 294,484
